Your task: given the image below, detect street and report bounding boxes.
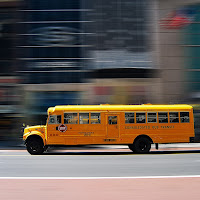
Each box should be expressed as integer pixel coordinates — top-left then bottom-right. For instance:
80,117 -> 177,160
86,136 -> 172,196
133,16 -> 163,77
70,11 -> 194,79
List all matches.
1,148 -> 200,200
1,149 -> 200,177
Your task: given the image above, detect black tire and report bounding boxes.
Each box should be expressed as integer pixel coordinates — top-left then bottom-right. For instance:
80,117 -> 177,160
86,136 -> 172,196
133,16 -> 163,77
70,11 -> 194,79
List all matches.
44,146 -> 48,152
26,137 -> 44,155
128,144 -> 135,152
130,137 -> 151,153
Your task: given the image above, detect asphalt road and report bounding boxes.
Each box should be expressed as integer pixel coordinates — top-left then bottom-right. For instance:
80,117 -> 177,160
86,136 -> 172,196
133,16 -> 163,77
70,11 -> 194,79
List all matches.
1,149 -> 200,177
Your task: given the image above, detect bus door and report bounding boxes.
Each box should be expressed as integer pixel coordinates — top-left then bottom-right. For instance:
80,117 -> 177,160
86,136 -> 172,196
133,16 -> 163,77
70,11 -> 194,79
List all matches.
107,114 -> 119,138
47,114 -> 64,144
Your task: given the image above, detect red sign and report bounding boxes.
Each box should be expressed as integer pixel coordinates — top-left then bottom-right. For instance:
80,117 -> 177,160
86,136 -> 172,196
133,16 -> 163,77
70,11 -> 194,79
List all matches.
58,124 -> 67,132
160,15 -> 190,29
160,7 -> 196,29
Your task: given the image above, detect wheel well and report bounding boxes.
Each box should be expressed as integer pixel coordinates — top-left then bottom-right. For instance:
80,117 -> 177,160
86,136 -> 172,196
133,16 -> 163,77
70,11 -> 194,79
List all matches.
26,135 -> 44,146
134,135 -> 153,144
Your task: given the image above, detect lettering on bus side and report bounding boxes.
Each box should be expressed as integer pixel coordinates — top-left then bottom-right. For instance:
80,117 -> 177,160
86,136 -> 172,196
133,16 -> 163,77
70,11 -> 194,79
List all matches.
160,125 -> 174,129
78,132 -> 94,136
125,125 -> 175,129
125,126 -> 150,130
104,139 -> 116,142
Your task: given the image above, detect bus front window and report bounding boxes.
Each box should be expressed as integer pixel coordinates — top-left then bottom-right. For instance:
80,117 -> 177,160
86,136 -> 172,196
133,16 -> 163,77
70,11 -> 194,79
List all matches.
48,115 -> 62,124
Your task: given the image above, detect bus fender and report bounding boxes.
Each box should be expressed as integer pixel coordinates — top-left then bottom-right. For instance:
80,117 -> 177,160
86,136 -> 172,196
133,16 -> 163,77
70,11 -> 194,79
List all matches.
134,135 -> 153,144
23,131 -> 46,146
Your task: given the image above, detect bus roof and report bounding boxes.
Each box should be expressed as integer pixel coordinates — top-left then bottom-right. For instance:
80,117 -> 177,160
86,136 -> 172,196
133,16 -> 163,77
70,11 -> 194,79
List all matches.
47,104 -> 193,114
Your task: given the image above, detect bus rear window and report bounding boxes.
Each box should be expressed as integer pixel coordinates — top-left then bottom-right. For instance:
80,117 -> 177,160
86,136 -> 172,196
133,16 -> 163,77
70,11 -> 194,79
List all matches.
180,112 -> 189,123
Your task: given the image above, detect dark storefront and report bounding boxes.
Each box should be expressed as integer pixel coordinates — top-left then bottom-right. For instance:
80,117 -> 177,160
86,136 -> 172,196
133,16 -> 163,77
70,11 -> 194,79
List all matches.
0,1 -> 21,140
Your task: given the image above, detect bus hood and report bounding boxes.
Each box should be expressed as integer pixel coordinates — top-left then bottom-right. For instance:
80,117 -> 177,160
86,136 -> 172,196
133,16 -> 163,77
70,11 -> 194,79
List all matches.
24,125 -> 46,134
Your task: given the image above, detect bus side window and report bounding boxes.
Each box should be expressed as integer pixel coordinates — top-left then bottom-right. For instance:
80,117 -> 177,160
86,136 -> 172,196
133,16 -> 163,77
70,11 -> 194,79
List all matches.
57,115 -> 61,124
64,113 -> 78,124
48,115 -> 61,124
79,113 -> 89,124
180,112 -> 190,123
49,116 -> 55,124
169,112 -> 179,123
91,113 -> 101,124
158,112 -> 168,123
136,113 -> 146,123
147,112 -> 157,123
125,112 -> 134,124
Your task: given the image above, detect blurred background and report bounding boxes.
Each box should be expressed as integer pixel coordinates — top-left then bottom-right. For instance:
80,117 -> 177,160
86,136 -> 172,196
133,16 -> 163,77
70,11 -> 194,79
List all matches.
1,0 -> 200,146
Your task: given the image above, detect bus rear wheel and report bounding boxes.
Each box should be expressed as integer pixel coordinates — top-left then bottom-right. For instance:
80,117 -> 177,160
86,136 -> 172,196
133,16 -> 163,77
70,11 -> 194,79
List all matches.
26,137 -> 44,155
129,137 -> 151,153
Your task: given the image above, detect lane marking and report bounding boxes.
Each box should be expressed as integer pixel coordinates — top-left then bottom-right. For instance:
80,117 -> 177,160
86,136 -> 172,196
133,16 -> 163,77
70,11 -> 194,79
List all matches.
0,155 -> 33,156
0,175 -> 200,179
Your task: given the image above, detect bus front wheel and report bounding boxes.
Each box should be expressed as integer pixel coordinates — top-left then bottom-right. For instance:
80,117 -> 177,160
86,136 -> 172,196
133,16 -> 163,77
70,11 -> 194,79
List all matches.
26,136 -> 44,155
129,137 -> 151,153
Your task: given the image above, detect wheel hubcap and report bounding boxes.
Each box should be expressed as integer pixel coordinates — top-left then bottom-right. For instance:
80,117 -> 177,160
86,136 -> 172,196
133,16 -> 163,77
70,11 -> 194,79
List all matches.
139,141 -> 147,151
30,141 -> 39,152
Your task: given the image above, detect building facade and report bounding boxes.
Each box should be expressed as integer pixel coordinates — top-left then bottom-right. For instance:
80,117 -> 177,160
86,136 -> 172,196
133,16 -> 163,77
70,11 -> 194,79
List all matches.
158,0 -> 200,103
19,0 -> 86,124
18,0 -> 160,125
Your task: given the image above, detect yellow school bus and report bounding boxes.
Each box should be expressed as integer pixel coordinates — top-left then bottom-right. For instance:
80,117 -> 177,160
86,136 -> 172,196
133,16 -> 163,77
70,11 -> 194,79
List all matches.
23,104 -> 195,155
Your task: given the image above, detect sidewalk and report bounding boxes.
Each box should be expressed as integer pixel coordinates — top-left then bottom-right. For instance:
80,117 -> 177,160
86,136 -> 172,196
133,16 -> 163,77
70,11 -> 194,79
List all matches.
1,177 -> 200,200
